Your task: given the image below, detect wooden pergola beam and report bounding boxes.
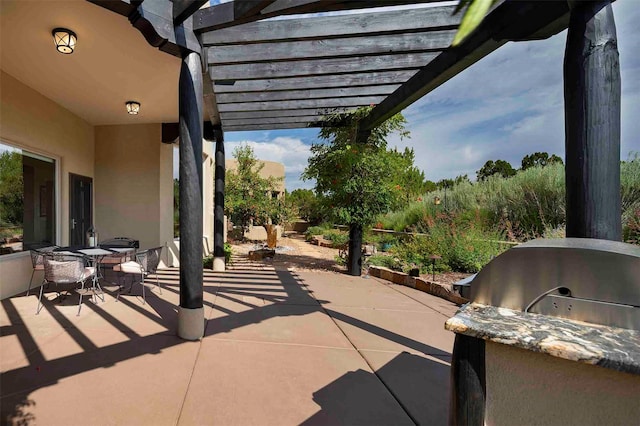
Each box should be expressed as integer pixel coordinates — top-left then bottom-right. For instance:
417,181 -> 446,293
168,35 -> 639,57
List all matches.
194,0 -> 445,33
213,71 -> 416,94
210,52 -> 437,80
87,0 -> 144,17
222,115 -> 322,126
218,96 -> 385,113
223,123 -> 320,131
173,0 -> 209,25
201,5 -> 458,45
220,108 -> 353,120
216,85 -> 400,104
207,30 -> 453,64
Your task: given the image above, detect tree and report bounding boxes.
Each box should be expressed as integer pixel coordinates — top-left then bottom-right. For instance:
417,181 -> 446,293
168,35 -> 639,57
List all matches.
225,145 -> 283,232
0,151 -> 23,226
288,189 -> 324,224
437,178 -> 454,189
454,174 -> 472,185
303,106 -> 409,275
476,159 -> 516,181
521,152 -> 564,170
388,147 -> 429,206
424,180 -> 437,193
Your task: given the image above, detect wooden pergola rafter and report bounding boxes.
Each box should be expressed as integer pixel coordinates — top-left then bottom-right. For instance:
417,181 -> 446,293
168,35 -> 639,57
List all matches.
203,4 -> 461,131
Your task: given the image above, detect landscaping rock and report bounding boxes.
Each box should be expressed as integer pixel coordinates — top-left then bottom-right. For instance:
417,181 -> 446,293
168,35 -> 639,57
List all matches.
248,248 -> 275,261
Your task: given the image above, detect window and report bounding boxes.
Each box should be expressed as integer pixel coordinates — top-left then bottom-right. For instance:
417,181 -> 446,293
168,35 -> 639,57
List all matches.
0,142 -> 56,255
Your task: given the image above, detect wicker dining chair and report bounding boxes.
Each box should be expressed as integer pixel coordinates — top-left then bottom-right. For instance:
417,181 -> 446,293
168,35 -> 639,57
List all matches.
26,245 -> 59,296
113,246 -> 163,304
37,252 -> 96,316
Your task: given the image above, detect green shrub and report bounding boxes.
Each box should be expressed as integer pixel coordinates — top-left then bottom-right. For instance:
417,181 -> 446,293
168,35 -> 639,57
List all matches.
305,224 -> 331,241
444,227 -> 507,273
387,220 -> 508,274
379,157 -> 640,244
367,254 -> 404,271
322,229 -> 349,247
203,243 -> 233,268
224,242 -> 233,264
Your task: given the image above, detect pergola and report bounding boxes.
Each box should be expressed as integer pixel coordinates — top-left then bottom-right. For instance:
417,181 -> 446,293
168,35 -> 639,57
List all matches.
90,1 -> 621,422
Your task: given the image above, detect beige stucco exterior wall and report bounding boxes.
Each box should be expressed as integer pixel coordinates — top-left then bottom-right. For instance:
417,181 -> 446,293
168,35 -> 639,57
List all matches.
226,159 -> 285,194
95,124 -> 173,267
485,341 -> 640,425
167,140 -> 216,267
0,71 -> 94,299
203,141 -> 215,256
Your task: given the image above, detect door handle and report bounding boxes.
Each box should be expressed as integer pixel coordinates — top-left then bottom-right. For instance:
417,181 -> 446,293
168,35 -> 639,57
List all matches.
72,219 -> 77,229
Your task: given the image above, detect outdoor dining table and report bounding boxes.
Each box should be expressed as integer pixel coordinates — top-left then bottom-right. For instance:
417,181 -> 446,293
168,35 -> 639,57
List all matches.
53,246 -> 135,303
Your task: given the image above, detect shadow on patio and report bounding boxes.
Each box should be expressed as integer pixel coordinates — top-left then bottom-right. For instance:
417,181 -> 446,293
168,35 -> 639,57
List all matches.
1,254 -> 455,425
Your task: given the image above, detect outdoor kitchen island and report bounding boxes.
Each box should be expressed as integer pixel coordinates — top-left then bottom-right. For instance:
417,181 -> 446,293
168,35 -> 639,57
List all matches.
445,238 -> 640,425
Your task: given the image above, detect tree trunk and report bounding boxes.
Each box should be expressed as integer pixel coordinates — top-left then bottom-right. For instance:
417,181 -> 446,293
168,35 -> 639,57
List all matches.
264,224 -> 278,248
347,223 -> 362,276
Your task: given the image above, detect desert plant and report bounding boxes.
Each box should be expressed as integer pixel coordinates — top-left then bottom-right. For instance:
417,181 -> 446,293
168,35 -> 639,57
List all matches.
305,224 -> 332,241
322,229 -> 349,247
367,254 -> 404,271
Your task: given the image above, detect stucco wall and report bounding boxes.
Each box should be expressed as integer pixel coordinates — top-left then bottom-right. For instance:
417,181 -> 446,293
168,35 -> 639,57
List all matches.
0,71 -> 94,299
203,142 -> 215,256
94,124 -> 173,267
485,341 -> 640,425
226,159 -> 285,194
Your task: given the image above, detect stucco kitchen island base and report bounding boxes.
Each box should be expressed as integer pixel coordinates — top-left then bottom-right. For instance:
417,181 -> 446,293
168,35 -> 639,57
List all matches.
446,303 -> 640,425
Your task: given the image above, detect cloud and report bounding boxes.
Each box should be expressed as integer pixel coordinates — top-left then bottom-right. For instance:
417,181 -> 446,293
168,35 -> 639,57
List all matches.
386,0 -> 639,182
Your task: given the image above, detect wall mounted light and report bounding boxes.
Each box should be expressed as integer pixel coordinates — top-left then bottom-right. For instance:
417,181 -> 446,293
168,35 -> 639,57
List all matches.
52,28 -> 77,54
126,101 -> 141,115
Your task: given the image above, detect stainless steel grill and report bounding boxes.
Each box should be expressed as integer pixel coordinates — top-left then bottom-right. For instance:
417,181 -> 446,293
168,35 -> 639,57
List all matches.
468,238 -> 640,331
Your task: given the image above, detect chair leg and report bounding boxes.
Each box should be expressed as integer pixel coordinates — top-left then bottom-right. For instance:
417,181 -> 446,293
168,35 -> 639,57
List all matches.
26,270 -> 35,296
36,279 -> 46,314
141,272 -> 146,305
77,280 -> 86,316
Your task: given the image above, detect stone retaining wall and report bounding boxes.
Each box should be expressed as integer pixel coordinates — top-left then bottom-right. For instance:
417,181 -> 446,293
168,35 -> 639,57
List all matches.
369,266 -> 468,305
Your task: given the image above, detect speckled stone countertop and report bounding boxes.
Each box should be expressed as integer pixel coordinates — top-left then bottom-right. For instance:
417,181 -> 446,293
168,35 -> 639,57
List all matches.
445,303 -> 640,375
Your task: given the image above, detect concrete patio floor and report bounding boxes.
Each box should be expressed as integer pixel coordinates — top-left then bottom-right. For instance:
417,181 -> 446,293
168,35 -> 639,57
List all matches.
1,255 -> 457,425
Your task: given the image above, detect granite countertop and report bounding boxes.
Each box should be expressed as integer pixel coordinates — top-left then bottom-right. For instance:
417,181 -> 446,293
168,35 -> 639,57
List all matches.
445,303 -> 640,375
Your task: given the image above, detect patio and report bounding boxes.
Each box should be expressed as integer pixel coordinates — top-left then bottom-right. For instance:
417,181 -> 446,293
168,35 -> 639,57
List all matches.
1,254 -> 457,425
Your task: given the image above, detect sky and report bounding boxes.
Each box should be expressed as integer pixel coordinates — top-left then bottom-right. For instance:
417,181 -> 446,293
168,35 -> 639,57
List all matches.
178,1 -> 640,191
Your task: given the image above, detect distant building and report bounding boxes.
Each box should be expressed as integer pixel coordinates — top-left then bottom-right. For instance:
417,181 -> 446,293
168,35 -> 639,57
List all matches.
225,159 -> 285,199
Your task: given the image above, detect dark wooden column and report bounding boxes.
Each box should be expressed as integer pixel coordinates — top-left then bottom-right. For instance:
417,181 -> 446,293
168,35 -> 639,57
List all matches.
564,0 -> 621,241
213,137 -> 226,271
347,223 -> 363,276
178,51 -> 204,340
449,335 -> 486,426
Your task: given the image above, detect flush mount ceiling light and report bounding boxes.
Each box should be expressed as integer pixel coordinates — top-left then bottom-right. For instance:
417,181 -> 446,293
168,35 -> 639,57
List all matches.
52,28 -> 77,54
126,101 -> 141,115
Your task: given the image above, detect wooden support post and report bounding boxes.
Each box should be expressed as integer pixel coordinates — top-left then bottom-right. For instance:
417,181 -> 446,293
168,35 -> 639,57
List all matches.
564,0 -> 621,241
213,137 -> 226,272
347,223 -> 363,276
449,335 -> 486,426
178,51 -> 204,340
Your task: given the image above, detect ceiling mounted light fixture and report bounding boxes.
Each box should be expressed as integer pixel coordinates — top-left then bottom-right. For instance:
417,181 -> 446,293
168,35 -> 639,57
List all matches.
126,101 -> 141,115
52,28 -> 77,54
